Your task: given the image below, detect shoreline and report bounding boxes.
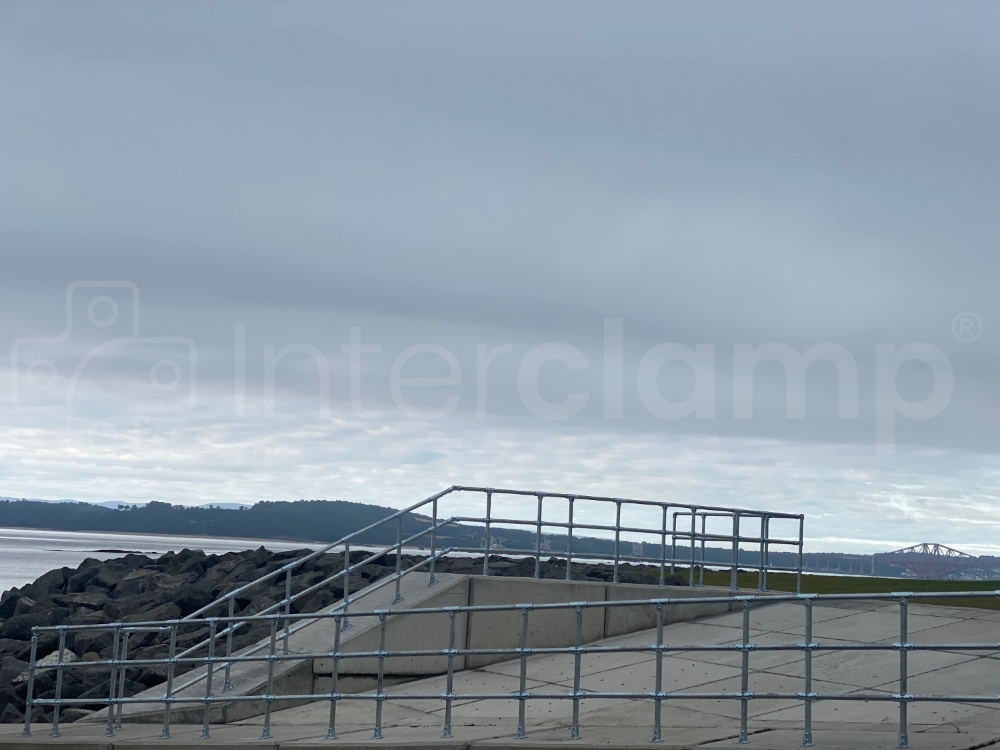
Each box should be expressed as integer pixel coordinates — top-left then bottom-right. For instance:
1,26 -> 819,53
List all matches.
0,524 -> 324,548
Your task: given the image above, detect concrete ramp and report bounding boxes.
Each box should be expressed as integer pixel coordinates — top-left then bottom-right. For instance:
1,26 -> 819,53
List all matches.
101,572 -> 468,725
94,575 -> 758,725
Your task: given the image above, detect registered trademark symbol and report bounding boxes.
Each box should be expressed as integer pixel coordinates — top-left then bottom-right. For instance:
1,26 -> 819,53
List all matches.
952,312 -> 982,342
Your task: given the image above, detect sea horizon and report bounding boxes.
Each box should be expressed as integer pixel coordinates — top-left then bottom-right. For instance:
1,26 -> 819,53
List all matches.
0,526 -> 326,594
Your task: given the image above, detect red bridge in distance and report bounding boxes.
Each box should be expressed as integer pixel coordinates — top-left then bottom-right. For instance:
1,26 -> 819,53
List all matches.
874,543 -> 980,579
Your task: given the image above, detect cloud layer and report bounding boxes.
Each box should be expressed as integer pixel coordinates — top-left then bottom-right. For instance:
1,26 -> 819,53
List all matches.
1,1 -> 997,552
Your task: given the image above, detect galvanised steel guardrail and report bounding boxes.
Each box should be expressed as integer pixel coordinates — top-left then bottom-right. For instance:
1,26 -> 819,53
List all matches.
22,591 -> 1000,748
14,487 -> 801,737
32,485 -> 798,708
446,486 -> 805,592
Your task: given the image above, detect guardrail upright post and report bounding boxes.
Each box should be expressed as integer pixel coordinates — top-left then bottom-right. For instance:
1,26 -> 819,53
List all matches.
261,618 -> 278,740
759,515 -> 769,592
326,614 -> 342,740
429,498 -> 438,587
570,605 -> 583,740
699,513 -> 707,587
766,516 -> 774,589
659,505 -> 668,586
613,499 -> 622,583
105,626 -> 121,737
394,515 -> 404,603
283,568 -> 293,655
443,610 -> 457,738
49,629 -> 66,737
565,495 -> 575,581
802,598 -> 813,747
535,493 -> 544,579
652,602 -> 664,743
115,630 -> 129,730
688,511 -> 697,587
796,517 -> 804,594
342,541 -> 352,630
201,620 -> 217,739
161,625 -> 177,739
731,513 -> 741,590
739,600 -> 750,744
21,633 -> 37,737
483,490 -> 494,577
223,598 -> 235,691
670,512 -> 678,577
516,607 -> 530,739
374,612 -> 387,739
898,597 -> 909,749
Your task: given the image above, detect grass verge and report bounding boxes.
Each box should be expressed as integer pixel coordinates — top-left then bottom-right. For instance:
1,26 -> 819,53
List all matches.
693,569 -> 1000,611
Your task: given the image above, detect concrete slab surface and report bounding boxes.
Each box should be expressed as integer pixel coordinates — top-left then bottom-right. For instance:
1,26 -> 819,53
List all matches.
764,648 -> 983,688
871,653 -> 1000,698
905,616 -> 1000,645
700,727 -> 1000,750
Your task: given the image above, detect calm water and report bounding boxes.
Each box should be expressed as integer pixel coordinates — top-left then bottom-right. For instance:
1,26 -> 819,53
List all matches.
0,527 -> 324,594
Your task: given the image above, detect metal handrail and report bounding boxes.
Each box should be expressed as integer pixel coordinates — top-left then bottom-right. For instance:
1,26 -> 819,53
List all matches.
18,486 -> 807,739
157,486 -> 806,669
23,589 -> 1000,747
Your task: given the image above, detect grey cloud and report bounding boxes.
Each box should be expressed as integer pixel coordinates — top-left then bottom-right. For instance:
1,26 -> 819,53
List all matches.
0,1 -> 997,534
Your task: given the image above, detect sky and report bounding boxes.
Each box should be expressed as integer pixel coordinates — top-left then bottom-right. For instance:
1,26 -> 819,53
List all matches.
0,1 -> 998,554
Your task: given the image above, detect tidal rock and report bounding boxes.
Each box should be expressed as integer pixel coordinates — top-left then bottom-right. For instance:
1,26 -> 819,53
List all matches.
10,650 -> 78,684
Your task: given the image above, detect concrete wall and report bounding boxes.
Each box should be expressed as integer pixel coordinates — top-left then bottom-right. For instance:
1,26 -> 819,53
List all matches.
465,577 -> 607,669
603,582 -> 738,638
315,576 -> 470,676
315,576 -> 758,675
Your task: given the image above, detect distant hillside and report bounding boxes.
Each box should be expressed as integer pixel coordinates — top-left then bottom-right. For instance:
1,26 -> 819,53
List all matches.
0,498 -> 458,545
0,498 -> 582,553
0,497 -> 730,561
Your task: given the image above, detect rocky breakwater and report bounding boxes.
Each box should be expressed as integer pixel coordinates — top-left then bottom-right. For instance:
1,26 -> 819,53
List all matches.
0,547 -> 686,725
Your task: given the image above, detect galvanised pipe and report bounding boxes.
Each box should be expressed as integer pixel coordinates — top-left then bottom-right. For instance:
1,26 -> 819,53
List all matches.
49,630 -> 66,737
325,614 -> 342,740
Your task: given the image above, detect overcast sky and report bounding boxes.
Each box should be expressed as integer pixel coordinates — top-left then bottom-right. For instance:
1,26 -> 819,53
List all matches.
1,1 -> 997,554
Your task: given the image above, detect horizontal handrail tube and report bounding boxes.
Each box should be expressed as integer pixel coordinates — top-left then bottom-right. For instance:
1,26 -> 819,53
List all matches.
459,517 -> 801,547
449,545 -> 803,570
451,486 -> 804,518
28,690 -> 1000,709
35,638 -> 1000,673
31,589 -> 1000,633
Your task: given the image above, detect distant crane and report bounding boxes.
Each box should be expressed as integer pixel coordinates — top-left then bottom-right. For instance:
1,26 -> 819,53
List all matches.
874,543 -> 980,579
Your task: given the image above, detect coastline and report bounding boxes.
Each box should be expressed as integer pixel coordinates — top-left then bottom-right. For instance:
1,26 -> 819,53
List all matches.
0,524 -> 323,547
0,527 -> 326,594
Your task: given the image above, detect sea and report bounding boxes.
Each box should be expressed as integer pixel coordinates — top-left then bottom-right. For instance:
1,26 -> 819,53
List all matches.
1,527 -> 887,596
0,527 -> 326,595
